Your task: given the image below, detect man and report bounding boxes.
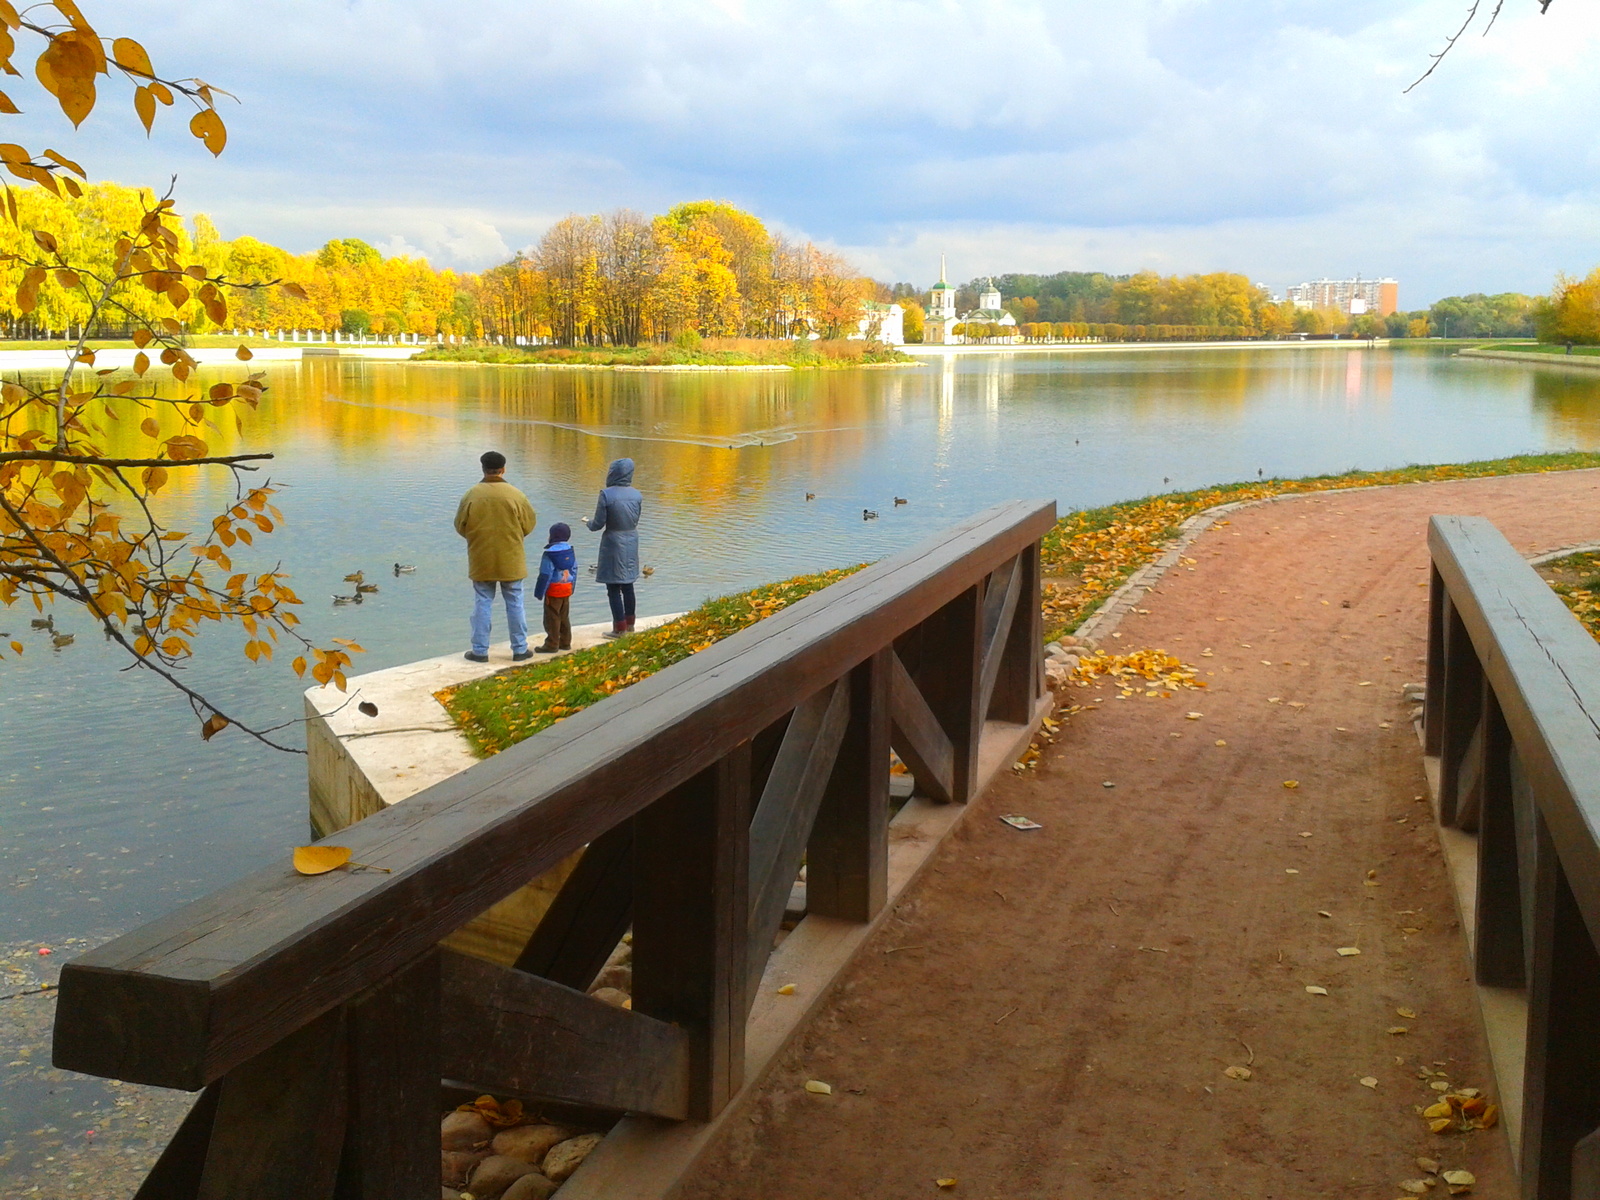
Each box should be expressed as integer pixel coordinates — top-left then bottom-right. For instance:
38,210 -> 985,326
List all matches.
454,450 -> 538,663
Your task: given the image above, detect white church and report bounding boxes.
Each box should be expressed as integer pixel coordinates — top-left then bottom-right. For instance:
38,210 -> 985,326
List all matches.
925,258 -> 1017,344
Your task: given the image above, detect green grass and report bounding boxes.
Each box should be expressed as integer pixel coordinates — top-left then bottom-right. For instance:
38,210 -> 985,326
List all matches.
441,566 -> 864,756
1540,550 -> 1600,641
443,449 -> 1600,757
1467,342 -> 1600,357
415,341 -> 915,369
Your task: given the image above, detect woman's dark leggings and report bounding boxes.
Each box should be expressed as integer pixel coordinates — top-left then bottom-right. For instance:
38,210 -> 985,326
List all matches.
606,582 -> 636,623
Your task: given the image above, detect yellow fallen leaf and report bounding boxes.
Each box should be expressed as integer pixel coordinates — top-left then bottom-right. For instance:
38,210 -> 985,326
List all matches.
1305,985 -> 1329,995
1441,1168 -> 1475,1194
1283,780 -> 1299,789
1359,1076 -> 1378,1089
1358,680 -> 1374,686
1429,1116 -> 1454,1134
1477,1103 -> 1499,1129
1430,1080 -> 1451,1092
1186,711 -> 1203,720
1215,739 -> 1227,746
1337,946 -> 1362,956
1417,1158 -> 1440,1174
1223,1065 -> 1252,1080
936,1179 -> 957,1189
293,845 -> 351,875
1300,831 -> 1314,837
777,984 -> 796,995
1388,1026 -> 1409,1035
1398,1180 -> 1431,1195
1397,1007 -> 1417,1019
804,1080 -> 832,1095
1317,910 -> 1332,917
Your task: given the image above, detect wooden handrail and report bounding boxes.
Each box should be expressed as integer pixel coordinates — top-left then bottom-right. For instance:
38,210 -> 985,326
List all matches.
53,499 -> 1056,1096
1426,515 -> 1600,1200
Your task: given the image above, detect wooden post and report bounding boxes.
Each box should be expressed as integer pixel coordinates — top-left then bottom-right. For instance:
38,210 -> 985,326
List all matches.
989,543 -> 1041,725
132,1086 -> 220,1200
633,745 -> 751,1120
1425,566 -> 1446,756
1438,595 -> 1482,828
1520,813 -> 1600,1200
335,953 -> 440,1200
912,585 -> 983,803
1473,687 -> 1524,988
808,649 -> 891,923
514,821 -> 634,991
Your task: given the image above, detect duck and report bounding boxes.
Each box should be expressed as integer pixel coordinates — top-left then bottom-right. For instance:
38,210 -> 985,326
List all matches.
343,570 -> 364,584
332,593 -> 363,605
1163,477 -> 1169,485
51,632 -> 74,648
393,563 -> 416,575
863,509 -> 878,521
356,583 -> 379,594
30,615 -> 53,631
805,492 -> 815,501
641,566 -> 655,577
893,496 -> 907,506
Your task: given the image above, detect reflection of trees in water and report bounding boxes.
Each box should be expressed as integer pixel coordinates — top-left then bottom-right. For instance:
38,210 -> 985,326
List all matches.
1529,371 -> 1600,447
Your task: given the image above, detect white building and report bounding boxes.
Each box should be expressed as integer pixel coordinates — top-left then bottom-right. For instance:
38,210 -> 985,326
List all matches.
925,255 -> 959,344
856,300 -> 905,345
959,278 -> 1017,338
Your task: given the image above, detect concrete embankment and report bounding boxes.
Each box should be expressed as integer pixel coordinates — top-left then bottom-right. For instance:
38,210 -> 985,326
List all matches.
1458,347 -> 1600,370
0,344 -> 420,370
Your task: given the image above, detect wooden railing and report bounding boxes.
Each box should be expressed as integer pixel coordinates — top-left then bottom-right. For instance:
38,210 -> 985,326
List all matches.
1428,516 -> 1600,1200
51,499 -> 1055,1199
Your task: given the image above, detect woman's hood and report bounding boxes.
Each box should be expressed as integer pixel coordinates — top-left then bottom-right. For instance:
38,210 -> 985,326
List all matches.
607,458 -> 635,487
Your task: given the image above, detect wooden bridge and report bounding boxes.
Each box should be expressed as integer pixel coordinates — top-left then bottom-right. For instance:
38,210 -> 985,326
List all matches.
44,499 -> 1600,1198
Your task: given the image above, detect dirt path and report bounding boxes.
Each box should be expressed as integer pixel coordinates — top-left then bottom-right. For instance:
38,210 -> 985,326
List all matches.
692,469 -> 1600,1200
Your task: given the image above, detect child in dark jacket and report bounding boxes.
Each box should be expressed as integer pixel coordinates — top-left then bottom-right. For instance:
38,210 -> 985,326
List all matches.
532,522 -> 577,652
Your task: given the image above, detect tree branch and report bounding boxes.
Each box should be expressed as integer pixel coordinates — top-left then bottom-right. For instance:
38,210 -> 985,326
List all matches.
0,451 -> 272,469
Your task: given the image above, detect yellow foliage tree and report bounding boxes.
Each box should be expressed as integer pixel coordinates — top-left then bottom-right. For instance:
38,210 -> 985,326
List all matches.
1536,269 -> 1600,346
0,1 -> 359,748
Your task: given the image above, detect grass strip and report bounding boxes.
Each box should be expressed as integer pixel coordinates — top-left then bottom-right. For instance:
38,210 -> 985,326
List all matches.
443,450 -> 1600,757
415,341 -> 914,369
1539,550 -> 1600,642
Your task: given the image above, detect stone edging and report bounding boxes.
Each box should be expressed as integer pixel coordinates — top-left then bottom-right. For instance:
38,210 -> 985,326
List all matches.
1526,541 -> 1600,567
1458,348 -> 1600,372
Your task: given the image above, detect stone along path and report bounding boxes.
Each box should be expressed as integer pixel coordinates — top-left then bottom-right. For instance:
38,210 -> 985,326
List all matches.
691,469 -> 1600,1200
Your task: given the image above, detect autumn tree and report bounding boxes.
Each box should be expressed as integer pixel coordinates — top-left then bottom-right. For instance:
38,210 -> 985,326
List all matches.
1536,269 -> 1600,345
0,1 -> 360,748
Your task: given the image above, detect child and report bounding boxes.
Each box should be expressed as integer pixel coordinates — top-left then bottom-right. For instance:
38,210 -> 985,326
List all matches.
532,522 -> 577,653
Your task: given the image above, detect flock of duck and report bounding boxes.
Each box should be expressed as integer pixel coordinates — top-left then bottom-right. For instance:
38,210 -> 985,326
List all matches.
332,564 -> 413,605
803,492 -> 909,521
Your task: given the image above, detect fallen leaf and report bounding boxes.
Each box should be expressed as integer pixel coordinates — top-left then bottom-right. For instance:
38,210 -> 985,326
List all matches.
1317,910 -> 1333,918
293,845 -> 352,875
804,1080 -> 832,1095
1429,1117 -> 1455,1134
1215,739 -> 1228,746
1478,1103 -> 1499,1129
1305,985 -> 1329,995
1186,711 -> 1203,720
1441,1169 -> 1475,1194
1224,1065 -> 1252,1080
1358,681 -> 1374,686
1398,1180 -> 1432,1195
1283,780 -> 1299,789
999,814 -> 1043,831
1360,1075 -> 1379,1088
1300,831 -> 1314,837
1417,1157 -> 1440,1174
1337,947 -> 1362,956
1285,868 -> 1300,874
1430,1080 -> 1451,1092
1397,1007 -> 1417,1019
1388,1026 -> 1409,1035
777,984 -> 796,995
936,1180 -> 957,1190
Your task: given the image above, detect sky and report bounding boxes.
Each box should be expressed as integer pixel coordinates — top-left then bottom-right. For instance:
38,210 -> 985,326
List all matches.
24,0 -> 1600,306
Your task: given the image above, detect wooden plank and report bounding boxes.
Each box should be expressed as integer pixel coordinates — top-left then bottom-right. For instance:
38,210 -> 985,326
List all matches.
746,681 -> 850,996
807,649 -> 891,924
196,1009 -> 348,1200
132,1084 -> 219,1200
335,953 -> 439,1200
1519,811 -> 1600,1200
1454,715 -> 1485,832
976,554 -> 1023,724
888,649 -> 954,805
514,821 -> 633,990
439,951 -> 689,1121
53,500 -> 1055,1090
910,585 -> 984,804
1425,565 -> 1445,756
1473,687 -> 1525,989
633,747 -> 751,1120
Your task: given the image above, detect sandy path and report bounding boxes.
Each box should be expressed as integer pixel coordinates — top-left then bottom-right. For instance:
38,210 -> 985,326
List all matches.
691,468 -> 1600,1200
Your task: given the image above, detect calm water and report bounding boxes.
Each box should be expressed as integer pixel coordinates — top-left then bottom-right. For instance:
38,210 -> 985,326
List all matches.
5,344 -> 1600,944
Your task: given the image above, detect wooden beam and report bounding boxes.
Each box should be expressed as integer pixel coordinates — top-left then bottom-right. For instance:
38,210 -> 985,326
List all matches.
807,649 -> 890,924
888,649 -> 954,805
1473,688 -> 1524,989
1424,566 -> 1445,756
132,1084 -> 219,1200
196,1009 -> 348,1200
746,680 -> 850,996
1437,593 -> 1482,828
335,953 -> 439,1200
989,543 -> 1041,725
439,951 -> 689,1121
908,585 -> 983,803
633,747 -> 752,1120
976,556 -> 1022,724
514,821 -> 633,991
53,500 -> 1056,1090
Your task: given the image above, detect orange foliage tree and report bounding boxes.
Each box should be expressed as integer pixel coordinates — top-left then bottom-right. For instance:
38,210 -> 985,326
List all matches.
0,1 -> 359,749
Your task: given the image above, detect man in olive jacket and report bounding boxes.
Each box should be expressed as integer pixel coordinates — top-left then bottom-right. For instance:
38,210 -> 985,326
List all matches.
454,450 -> 538,662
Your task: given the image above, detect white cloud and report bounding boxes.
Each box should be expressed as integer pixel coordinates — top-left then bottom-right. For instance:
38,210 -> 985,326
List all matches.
21,0 -> 1600,299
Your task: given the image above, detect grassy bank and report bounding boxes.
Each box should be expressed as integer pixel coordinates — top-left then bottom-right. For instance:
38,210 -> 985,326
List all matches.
1538,550 -> 1600,642
441,450 -> 1600,757
415,337 -> 915,369
1468,342 -> 1600,358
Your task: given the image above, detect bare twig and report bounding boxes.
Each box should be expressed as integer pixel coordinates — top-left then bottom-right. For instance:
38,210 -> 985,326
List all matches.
1407,0 -> 1553,93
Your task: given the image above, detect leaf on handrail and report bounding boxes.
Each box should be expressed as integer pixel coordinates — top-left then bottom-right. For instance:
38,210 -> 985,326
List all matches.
293,845 -> 351,875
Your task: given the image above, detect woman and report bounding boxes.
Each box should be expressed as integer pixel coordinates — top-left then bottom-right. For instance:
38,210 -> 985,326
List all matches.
584,457 -> 643,637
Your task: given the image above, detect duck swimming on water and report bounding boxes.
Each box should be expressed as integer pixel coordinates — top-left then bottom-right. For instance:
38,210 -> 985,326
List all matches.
863,509 -> 878,521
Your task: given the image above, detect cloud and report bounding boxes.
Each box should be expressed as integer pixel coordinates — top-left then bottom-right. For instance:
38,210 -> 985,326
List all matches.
30,0 -> 1600,300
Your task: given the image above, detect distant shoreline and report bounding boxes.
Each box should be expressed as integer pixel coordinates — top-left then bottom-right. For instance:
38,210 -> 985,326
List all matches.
900,339 -> 1393,356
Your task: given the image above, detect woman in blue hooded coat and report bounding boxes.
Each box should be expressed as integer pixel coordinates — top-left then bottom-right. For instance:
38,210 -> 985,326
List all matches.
584,457 -> 643,637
